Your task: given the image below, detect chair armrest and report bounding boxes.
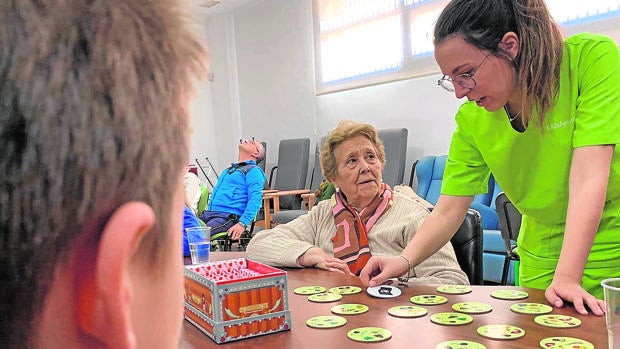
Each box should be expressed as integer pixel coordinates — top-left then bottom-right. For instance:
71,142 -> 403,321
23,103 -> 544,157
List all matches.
260,189 -> 313,227
263,189 -> 312,198
301,192 -> 318,210
257,194 -> 282,230
261,190 -> 313,227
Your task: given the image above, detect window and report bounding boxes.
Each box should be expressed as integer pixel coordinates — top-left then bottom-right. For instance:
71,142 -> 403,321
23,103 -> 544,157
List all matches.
313,0 -> 620,95
549,0 -> 620,27
313,0 -> 448,94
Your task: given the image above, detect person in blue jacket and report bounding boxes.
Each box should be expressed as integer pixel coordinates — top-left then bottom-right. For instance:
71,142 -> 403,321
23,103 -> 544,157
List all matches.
200,138 -> 266,241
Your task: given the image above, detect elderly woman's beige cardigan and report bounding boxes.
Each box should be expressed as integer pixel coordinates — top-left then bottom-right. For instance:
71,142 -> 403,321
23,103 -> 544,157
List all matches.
246,189 -> 469,285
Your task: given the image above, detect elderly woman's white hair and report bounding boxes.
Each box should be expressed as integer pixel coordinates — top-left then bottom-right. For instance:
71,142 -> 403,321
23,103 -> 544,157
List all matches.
320,120 -> 385,181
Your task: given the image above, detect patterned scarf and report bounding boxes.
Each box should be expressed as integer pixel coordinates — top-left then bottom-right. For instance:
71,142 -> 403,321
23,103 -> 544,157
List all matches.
331,183 -> 393,275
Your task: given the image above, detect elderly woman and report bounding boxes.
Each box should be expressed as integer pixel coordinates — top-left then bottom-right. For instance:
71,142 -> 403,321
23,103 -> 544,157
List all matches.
247,121 -> 468,285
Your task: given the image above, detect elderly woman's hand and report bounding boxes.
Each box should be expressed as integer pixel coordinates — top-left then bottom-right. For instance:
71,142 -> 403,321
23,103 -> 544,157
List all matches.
299,247 -> 353,275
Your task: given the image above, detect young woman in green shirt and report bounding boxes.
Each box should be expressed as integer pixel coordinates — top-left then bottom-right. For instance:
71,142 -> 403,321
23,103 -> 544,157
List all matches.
360,0 -> 620,316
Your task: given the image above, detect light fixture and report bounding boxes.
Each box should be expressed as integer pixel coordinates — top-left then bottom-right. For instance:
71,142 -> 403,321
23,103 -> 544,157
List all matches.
200,0 -> 221,8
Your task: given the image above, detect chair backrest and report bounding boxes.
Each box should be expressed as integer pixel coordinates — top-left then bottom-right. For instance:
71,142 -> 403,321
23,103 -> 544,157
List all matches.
412,155 -> 501,231
258,141 -> 267,173
471,175 -> 495,206
450,209 -> 484,285
308,140 -> 325,192
412,155 -> 447,205
196,184 -> 210,215
469,175 -> 502,231
272,138 -> 310,209
495,192 -> 522,256
378,128 -> 408,187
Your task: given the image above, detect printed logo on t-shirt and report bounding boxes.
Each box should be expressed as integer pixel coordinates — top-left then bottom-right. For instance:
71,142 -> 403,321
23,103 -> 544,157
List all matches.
546,117 -> 575,131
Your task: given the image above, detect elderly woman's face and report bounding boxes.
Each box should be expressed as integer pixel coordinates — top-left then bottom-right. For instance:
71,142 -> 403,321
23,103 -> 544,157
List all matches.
331,135 -> 384,208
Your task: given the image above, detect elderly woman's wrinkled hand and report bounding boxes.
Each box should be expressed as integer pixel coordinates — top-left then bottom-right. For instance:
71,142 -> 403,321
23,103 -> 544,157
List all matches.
316,257 -> 353,275
359,255 -> 410,287
299,247 -> 353,275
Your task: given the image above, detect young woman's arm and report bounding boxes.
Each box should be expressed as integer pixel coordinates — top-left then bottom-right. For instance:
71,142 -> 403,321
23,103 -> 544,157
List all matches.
545,144 -> 614,315
359,194 -> 472,286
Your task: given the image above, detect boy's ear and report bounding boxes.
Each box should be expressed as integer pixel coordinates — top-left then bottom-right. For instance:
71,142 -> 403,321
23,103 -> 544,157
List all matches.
76,202 -> 155,349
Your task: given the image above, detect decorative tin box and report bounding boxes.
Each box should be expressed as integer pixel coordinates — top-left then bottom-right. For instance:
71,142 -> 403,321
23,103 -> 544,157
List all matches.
184,258 -> 290,343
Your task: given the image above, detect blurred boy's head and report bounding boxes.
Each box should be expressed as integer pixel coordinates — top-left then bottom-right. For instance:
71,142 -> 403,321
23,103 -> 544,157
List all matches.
0,0 -> 207,348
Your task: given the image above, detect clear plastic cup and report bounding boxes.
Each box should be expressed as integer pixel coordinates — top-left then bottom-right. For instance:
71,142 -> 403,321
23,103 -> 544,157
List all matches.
186,226 -> 211,264
602,278 -> 620,349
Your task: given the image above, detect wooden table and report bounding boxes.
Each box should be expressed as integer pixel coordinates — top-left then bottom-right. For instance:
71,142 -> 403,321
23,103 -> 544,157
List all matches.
183,253 -> 607,348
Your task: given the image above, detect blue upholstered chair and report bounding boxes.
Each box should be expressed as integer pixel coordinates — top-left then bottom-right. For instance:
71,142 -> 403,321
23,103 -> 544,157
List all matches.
410,155 -> 446,205
410,155 -> 515,285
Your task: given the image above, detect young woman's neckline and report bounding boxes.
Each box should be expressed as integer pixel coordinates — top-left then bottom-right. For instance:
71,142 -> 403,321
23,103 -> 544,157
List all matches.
504,103 -> 526,133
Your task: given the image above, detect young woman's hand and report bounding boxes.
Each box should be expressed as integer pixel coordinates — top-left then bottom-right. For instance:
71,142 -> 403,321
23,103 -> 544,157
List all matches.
545,276 -> 605,316
359,255 -> 409,287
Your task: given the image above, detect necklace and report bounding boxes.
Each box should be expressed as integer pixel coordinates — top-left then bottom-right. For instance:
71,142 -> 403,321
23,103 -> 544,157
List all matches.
504,104 -> 521,122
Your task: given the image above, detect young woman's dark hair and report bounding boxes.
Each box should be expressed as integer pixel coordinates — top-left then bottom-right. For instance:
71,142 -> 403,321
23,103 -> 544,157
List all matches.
434,0 -> 564,126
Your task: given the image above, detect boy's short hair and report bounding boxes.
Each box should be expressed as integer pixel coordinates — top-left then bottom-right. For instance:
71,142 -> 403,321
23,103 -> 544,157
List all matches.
0,0 -> 207,346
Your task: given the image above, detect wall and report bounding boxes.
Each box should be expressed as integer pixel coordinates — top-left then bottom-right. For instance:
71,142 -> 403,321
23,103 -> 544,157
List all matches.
194,0 -> 462,183
193,0 -> 620,185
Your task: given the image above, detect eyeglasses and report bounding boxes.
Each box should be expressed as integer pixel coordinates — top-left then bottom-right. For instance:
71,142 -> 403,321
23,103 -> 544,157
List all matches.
240,137 -> 261,152
240,136 -> 256,144
437,54 -> 490,92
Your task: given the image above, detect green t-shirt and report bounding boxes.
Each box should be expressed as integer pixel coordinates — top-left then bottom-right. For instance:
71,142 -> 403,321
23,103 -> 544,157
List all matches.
442,33 -> 620,294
